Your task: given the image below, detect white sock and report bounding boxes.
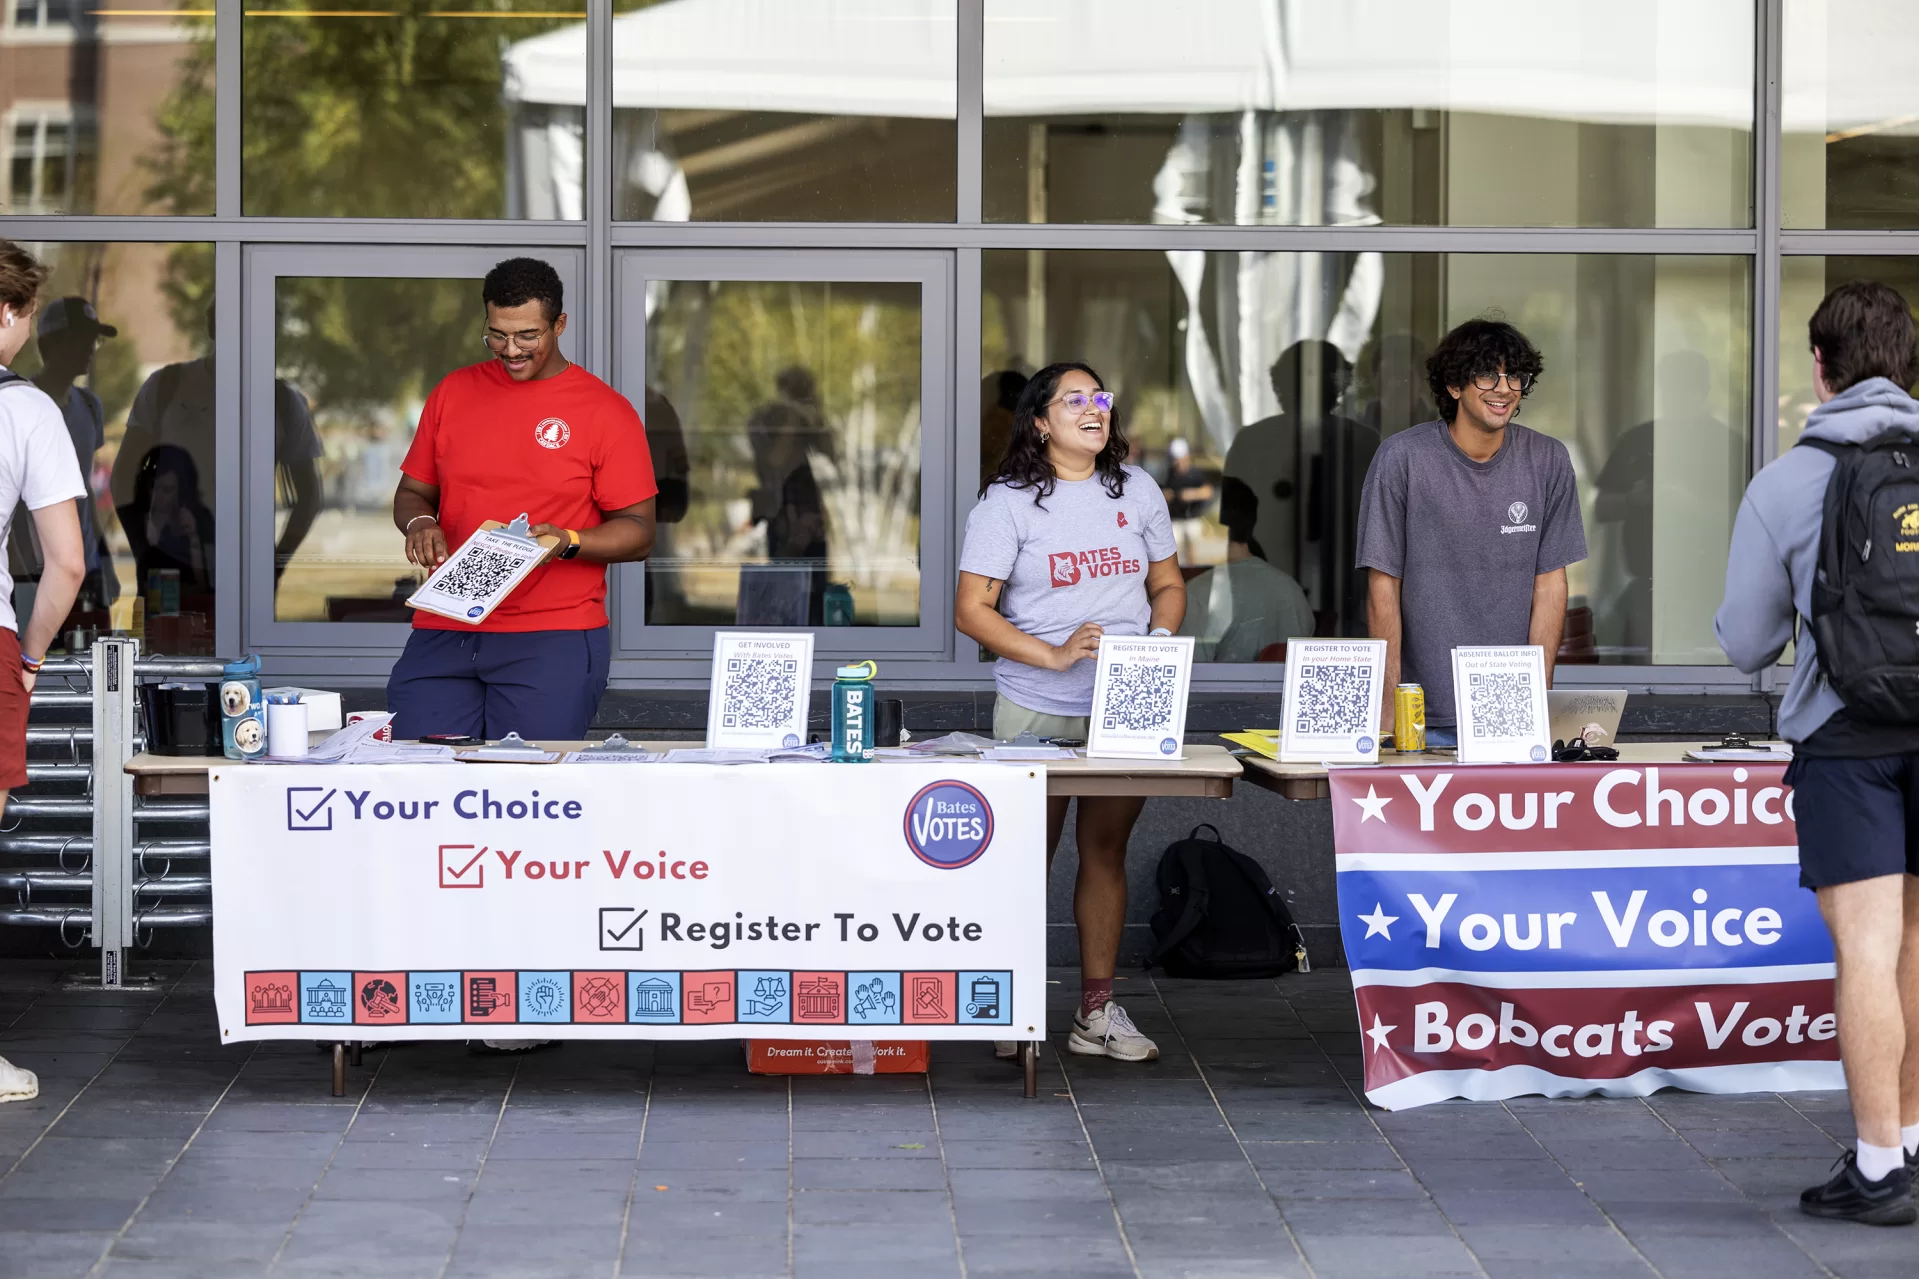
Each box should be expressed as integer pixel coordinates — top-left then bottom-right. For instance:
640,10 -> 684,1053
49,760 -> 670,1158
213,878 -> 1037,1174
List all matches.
1857,1139 -> 1903,1182
1904,1123 -> 1919,1157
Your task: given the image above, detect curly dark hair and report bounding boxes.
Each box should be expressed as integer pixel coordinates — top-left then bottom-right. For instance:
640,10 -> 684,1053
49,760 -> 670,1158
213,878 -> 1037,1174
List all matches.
1425,318 -> 1544,422
483,257 -> 565,323
981,362 -> 1129,505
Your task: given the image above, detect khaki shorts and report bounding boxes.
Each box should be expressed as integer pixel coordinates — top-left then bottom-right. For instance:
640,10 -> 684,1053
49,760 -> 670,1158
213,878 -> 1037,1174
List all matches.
993,695 -> 1090,742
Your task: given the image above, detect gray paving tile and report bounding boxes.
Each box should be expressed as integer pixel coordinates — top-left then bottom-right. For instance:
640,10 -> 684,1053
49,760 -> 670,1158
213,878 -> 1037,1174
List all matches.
0,1196 -> 139,1232
793,1188 -> 954,1227
110,1219 -> 288,1263
0,1230 -> 113,1279
937,1138 -> 1095,1169
790,1156 -> 949,1191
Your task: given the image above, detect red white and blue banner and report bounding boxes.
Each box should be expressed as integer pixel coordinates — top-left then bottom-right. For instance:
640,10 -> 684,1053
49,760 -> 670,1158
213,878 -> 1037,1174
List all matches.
1331,762 -> 1839,1110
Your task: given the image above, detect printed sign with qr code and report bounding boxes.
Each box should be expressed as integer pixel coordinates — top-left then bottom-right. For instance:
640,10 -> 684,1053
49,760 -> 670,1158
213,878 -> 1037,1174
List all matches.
405,526 -> 548,625
1279,639 -> 1386,763
1087,635 -> 1194,761
1450,645 -> 1551,764
707,632 -> 816,749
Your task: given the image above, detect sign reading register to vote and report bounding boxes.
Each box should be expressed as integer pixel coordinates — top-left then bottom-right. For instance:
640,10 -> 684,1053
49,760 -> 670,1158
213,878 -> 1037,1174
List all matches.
1331,763 -> 1839,1110
213,764 -> 1046,1041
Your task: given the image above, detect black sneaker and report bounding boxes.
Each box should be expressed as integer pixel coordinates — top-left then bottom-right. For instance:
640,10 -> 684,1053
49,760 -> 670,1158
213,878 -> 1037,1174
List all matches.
1800,1151 -> 1917,1225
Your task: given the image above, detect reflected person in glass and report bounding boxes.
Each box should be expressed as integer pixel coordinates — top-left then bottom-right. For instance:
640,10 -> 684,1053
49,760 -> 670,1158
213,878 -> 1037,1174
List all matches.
1179,477 -> 1314,663
957,363 -> 1186,1064
114,305 -> 325,601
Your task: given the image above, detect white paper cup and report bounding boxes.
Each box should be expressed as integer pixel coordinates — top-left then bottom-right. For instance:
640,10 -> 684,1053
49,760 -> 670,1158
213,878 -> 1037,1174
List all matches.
266,701 -> 309,758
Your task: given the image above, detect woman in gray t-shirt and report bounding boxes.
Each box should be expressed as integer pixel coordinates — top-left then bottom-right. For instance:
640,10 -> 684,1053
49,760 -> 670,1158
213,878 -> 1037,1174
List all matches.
956,362 -> 1185,1064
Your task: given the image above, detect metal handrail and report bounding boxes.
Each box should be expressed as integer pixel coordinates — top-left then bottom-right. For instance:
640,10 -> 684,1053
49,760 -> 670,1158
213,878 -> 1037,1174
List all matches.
132,803 -> 211,823
28,690 -> 92,708
0,905 -> 211,929
0,833 -> 91,855
0,870 -> 210,897
25,762 -> 90,785
4,796 -> 93,818
133,658 -> 226,677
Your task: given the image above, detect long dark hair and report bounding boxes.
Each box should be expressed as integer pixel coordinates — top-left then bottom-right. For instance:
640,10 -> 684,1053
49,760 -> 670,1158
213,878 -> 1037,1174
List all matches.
981,361 -> 1129,505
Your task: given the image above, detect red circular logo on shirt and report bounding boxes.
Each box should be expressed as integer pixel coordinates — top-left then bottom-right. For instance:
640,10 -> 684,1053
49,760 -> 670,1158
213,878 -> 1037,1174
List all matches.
534,417 -> 571,449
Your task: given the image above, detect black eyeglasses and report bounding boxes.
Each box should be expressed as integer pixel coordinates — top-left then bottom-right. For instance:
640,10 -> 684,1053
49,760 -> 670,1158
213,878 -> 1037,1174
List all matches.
1470,371 -> 1535,393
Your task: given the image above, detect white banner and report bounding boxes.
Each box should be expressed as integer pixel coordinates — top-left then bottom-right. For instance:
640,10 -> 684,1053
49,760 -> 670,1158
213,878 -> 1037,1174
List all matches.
212,763 -> 1047,1042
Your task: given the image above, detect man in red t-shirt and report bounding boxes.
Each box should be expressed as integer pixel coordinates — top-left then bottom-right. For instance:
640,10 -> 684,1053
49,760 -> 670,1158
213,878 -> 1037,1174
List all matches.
387,258 -> 656,740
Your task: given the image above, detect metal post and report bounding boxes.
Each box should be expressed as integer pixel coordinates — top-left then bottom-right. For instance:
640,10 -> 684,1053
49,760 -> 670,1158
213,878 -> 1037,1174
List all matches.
1022,1041 -> 1037,1098
331,1043 -> 345,1097
90,637 -> 137,987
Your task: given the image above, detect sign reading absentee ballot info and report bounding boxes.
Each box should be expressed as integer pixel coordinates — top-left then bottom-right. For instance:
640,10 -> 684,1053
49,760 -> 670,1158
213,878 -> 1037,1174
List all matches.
1331,761 -> 1837,1110
213,763 -> 1045,1041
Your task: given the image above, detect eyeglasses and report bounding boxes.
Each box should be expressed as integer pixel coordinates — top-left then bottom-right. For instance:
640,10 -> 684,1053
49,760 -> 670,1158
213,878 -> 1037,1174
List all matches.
1048,390 -> 1116,415
482,326 -> 551,352
1469,371 -> 1535,393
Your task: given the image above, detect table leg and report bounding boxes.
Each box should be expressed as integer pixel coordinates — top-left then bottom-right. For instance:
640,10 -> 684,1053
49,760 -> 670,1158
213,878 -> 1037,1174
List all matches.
349,1041 -> 363,1068
331,1043 -> 345,1097
1022,1041 -> 1037,1098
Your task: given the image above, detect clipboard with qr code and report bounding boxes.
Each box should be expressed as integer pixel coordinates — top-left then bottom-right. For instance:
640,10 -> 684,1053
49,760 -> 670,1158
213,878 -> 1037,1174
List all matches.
405,516 -> 561,625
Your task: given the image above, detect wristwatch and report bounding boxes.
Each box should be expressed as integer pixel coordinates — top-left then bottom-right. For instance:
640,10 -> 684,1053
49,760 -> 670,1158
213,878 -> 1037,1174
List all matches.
556,528 -> 582,560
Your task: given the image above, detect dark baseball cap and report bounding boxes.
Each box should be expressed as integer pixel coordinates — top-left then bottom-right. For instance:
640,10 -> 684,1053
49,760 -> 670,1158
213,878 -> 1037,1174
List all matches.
38,296 -> 117,339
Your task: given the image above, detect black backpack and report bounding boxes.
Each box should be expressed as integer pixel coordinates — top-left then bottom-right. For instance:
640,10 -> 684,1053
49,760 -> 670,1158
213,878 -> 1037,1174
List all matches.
1799,430 -> 1919,723
1148,824 -> 1308,979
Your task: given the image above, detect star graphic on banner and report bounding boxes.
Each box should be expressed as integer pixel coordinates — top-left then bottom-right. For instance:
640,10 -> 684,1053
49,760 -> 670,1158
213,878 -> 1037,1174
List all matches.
1365,1014 -> 1396,1054
1357,903 -> 1399,940
1351,784 -> 1392,823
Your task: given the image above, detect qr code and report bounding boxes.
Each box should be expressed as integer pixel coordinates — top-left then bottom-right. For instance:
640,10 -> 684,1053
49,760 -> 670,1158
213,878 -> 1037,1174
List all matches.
1468,670 -> 1536,737
436,546 -> 522,601
1290,664 -> 1373,735
722,658 -> 800,729
1101,663 -> 1178,732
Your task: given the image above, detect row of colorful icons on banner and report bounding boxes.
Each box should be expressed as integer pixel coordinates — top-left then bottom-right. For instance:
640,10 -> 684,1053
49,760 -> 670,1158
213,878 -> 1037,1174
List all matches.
244,969 -> 1014,1028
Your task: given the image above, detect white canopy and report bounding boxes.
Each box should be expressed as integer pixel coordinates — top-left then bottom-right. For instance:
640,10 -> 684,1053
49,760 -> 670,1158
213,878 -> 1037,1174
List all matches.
505,0 -> 1770,130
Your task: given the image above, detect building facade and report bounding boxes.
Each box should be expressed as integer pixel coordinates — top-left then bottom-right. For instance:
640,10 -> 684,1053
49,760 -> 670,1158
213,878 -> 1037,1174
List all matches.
3,0 -> 1916,704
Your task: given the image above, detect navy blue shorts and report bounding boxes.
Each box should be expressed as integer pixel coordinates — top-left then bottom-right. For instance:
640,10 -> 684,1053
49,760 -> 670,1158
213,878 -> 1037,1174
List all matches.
1783,753 -> 1919,889
387,627 -> 610,742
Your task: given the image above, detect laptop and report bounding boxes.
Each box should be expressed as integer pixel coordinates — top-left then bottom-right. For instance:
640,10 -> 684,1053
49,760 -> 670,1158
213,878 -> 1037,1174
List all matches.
1547,689 -> 1628,746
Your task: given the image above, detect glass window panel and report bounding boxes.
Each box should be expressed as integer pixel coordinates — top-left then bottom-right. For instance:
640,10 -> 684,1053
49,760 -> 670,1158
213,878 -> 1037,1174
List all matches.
1782,1 -> 1919,228
0,2 -> 212,215
242,3 -> 584,219
644,279 -> 922,626
609,0 -> 956,221
4,242 -> 213,653
983,0 -> 1753,228
1778,256 -> 1919,453
271,277 -> 481,622
982,250 -> 1750,665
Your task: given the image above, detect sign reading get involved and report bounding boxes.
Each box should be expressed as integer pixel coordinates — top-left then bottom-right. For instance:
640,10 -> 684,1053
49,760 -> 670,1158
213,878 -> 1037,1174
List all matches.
1331,762 -> 1837,1109
212,763 -> 1047,1043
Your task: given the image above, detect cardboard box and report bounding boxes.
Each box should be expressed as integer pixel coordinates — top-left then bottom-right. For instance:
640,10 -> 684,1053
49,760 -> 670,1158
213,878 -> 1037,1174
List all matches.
747,1040 -> 929,1074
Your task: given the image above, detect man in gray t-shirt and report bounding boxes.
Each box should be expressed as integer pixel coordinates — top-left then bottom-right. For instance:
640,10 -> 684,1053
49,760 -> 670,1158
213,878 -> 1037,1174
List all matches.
1355,319 -> 1586,733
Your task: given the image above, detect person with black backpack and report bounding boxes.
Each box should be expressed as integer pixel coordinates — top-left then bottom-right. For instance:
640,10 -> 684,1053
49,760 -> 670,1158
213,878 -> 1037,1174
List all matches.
1716,280 -> 1919,1226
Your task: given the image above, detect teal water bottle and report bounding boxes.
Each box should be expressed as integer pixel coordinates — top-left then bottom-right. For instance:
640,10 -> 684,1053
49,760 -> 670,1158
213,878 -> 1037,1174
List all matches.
831,660 -> 878,762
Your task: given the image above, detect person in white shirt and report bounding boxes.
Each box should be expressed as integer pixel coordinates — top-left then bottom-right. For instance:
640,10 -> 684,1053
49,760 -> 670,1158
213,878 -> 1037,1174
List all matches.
0,242 -> 89,1105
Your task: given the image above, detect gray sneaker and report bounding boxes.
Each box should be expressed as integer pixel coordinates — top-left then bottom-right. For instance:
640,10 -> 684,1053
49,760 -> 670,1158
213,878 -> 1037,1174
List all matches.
1067,1001 -> 1159,1062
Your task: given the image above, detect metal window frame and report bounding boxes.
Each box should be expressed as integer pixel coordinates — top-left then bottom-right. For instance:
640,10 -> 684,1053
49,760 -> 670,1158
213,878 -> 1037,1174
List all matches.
608,248 -> 955,668
240,244 -> 587,655
0,0 -> 1821,693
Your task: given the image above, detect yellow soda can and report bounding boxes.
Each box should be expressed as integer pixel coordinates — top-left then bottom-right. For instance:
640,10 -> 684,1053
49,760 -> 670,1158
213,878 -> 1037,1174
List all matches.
1394,684 -> 1426,752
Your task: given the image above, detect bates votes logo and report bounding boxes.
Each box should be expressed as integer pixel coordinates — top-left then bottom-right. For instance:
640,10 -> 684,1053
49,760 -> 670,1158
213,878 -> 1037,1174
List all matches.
534,417 -> 572,449
1048,552 -> 1081,587
903,780 -> 994,869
